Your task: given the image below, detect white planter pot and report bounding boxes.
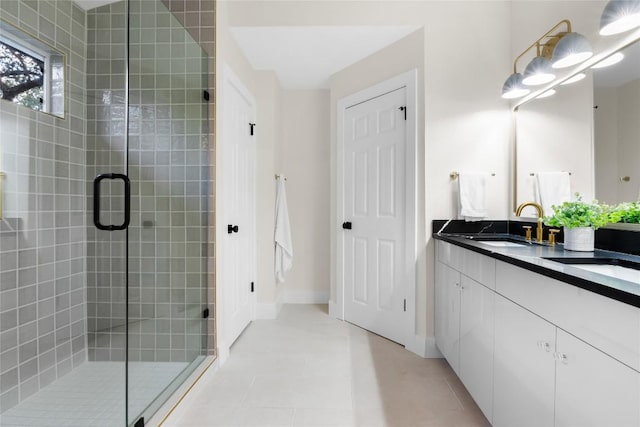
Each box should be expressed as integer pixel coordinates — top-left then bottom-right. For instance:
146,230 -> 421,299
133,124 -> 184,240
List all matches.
563,227 -> 595,252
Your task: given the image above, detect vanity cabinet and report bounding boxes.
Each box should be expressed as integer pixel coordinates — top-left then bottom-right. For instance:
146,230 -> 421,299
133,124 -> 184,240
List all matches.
554,330 -> 640,427
435,241 -> 495,420
435,240 -> 640,427
435,261 -> 461,374
493,294 -> 556,427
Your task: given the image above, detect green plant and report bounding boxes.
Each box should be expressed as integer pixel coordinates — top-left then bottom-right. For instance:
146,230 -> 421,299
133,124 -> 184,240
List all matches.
543,194 -> 618,230
614,201 -> 640,224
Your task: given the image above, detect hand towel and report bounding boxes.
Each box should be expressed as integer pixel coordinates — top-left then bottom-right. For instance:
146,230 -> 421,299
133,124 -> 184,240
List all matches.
458,172 -> 489,222
535,172 -> 571,216
275,175 -> 293,283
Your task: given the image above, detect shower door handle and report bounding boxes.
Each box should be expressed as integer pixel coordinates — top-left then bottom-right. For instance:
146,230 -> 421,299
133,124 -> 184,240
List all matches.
93,173 -> 131,231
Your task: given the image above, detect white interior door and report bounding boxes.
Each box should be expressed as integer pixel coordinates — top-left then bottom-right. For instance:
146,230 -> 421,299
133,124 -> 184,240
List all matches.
342,87 -> 407,344
221,66 -> 256,347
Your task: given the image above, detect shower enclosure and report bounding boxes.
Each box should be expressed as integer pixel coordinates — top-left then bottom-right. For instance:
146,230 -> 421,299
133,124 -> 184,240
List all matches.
0,0 -> 212,425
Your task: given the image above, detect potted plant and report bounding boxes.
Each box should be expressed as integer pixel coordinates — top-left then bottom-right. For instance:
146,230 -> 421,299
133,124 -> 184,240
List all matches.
614,201 -> 640,224
544,194 -> 618,251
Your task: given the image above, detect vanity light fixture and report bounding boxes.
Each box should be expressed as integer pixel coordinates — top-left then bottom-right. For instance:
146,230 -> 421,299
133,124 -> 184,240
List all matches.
502,20 -> 592,98
522,56 -> 556,85
551,32 -> 593,68
560,72 -> 587,85
501,73 -> 530,99
591,51 -> 625,68
600,0 -> 640,36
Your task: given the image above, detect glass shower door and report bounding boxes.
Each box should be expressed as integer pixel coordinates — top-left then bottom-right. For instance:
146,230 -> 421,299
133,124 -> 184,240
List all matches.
126,1 -> 209,424
86,1 -> 129,425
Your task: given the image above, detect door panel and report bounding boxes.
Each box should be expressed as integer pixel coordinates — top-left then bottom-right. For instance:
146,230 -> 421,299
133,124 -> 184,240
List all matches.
493,294 -> 556,427
222,69 -> 256,347
555,329 -> 640,427
342,87 -> 406,344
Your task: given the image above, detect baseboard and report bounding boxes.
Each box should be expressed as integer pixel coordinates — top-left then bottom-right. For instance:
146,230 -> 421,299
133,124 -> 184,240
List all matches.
282,290 -> 329,304
405,334 -> 444,358
217,342 -> 230,366
328,300 -> 342,319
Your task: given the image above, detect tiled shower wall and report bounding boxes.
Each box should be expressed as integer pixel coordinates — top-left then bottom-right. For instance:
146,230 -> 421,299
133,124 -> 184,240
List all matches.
86,0 -> 210,363
0,0 -> 87,412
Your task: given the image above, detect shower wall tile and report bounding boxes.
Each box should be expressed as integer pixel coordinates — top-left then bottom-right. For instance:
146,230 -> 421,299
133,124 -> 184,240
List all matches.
86,0 -> 211,363
0,0 -> 87,413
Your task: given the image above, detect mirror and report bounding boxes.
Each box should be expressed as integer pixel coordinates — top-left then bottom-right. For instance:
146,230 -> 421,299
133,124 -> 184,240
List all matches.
514,30 -> 640,218
593,41 -> 640,204
0,18 -> 66,118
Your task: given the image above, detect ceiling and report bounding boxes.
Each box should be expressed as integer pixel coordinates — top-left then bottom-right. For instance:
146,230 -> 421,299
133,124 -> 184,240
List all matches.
230,26 -> 420,89
74,0 -> 120,10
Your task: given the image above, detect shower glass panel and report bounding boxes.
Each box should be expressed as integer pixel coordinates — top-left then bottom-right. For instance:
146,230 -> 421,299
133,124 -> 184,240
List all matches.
126,0 -> 209,424
0,1 -> 209,426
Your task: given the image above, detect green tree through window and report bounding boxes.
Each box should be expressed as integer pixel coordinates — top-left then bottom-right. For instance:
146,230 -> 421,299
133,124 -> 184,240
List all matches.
0,40 -> 44,111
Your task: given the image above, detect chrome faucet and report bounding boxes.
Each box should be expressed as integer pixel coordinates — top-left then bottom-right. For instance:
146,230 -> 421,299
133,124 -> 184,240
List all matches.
515,202 -> 545,243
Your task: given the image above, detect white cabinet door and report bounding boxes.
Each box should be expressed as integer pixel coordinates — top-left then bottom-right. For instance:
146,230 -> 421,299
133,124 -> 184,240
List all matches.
555,329 -> 640,427
459,275 -> 494,422
435,261 -> 461,374
493,294 -> 556,427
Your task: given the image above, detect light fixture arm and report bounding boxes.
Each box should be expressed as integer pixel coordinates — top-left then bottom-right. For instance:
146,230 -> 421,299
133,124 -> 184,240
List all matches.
512,19 -> 573,73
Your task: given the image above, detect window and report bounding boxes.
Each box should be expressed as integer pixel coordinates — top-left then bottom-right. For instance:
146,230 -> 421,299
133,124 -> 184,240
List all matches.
0,38 -> 46,112
0,20 -> 65,118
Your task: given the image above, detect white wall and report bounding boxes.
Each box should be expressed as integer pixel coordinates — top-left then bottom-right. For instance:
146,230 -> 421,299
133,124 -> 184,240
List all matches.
224,0 -> 513,352
280,90 -> 331,303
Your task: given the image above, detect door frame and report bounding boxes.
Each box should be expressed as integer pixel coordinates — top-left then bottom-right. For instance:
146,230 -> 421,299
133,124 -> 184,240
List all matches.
334,69 -> 418,347
217,63 -> 257,364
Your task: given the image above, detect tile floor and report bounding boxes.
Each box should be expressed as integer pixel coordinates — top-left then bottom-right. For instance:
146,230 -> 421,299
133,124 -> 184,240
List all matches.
0,361 -> 188,426
163,304 -> 490,427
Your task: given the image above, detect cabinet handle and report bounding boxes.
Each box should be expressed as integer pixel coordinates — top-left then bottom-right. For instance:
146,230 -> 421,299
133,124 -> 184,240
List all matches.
537,341 -> 551,352
554,352 -> 569,364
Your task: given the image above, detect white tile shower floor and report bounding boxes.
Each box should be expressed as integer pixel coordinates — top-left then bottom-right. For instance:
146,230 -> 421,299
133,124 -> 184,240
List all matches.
0,361 -> 187,426
163,304 -> 490,427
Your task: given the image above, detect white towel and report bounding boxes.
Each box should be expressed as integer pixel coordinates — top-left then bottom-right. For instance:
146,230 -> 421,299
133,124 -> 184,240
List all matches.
274,175 -> 293,283
535,172 -> 571,216
458,172 -> 489,222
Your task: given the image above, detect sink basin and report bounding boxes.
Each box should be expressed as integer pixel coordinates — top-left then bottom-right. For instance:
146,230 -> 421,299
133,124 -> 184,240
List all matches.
479,241 -> 528,248
543,258 -> 640,283
460,235 -> 530,247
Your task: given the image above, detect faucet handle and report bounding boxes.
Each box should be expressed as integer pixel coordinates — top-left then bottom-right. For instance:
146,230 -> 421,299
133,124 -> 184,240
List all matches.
522,225 -> 532,241
548,229 -> 560,246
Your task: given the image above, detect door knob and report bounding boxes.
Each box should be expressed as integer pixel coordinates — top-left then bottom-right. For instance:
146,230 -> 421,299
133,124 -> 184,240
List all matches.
227,224 -> 239,234
342,221 -> 352,230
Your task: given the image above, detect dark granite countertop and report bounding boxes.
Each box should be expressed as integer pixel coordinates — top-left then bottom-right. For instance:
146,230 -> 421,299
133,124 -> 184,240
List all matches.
433,232 -> 640,308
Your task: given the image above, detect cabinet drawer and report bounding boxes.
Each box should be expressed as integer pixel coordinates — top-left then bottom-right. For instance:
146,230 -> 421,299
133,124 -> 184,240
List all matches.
462,250 -> 496,290
437,241 -> 495,289
496,261 -> 640,372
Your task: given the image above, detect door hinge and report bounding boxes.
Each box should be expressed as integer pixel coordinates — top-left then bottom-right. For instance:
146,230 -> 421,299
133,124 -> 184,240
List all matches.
134,418 -> 145,427
403,299 -> 407,312
251,282 -> 254,293
249,123 -> 256,135
203,308 -> 210,319
399,106 -> 407,120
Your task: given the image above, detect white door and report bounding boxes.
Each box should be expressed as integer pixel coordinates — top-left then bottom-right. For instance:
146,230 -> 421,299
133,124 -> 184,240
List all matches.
221,66 -> 256,346
341,87 -> 407,344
